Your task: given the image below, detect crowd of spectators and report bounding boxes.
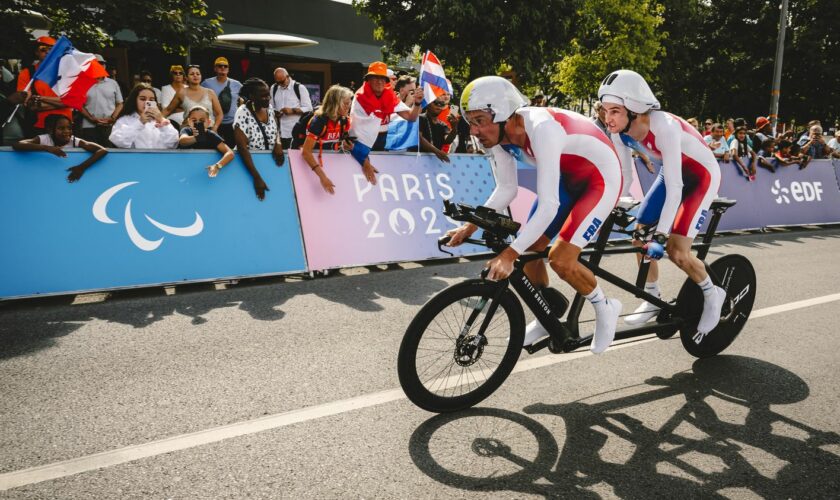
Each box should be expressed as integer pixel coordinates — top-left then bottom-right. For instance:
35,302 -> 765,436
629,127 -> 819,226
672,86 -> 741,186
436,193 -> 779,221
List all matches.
3,36 -> 839,203
685,115 -> 839,180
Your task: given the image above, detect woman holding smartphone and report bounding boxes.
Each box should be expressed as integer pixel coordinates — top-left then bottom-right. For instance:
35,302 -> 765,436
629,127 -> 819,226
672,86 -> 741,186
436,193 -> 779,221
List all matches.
109,83 -> 178,149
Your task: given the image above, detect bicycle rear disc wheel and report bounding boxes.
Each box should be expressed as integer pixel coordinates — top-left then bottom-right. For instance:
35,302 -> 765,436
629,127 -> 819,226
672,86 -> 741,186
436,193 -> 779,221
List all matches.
398,280 -> 525,413
676,254 -> 756,358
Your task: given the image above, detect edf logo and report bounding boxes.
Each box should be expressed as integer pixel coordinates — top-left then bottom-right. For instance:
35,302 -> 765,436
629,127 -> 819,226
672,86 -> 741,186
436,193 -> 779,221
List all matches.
695,209 -> 709,230
582,217 -> 603,241
771,179 -> 823,204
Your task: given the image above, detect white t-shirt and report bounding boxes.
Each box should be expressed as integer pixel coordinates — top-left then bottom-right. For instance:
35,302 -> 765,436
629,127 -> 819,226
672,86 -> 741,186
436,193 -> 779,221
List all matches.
269,79 -> 313,138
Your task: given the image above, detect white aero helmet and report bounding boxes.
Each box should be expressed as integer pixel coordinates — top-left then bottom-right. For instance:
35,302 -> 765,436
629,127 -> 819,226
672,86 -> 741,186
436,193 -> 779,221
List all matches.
597,69 -> 660,114
461,76 -> 529,123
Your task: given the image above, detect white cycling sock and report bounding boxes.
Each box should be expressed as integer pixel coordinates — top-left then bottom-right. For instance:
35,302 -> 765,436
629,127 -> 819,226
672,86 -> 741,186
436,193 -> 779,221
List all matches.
698,276 -> 715,298
585,286 -> 622,354
698,285 -> 727,334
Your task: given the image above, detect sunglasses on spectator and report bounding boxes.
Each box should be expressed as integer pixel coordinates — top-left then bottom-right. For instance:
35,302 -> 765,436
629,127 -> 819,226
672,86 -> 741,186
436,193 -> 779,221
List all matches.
216,64 -> 228,68
37,46 -> 50,52
171,71 -> 184,75
141,79 -> 153,83
431,100 -> 445,106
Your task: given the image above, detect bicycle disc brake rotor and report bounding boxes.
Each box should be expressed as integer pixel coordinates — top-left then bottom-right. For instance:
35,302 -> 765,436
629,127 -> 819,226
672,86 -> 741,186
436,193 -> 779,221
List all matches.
454,335 -> 487,366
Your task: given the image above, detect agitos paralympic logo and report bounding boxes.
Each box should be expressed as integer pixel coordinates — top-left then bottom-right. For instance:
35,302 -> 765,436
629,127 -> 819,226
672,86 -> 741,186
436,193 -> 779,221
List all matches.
92,182 -> 204,251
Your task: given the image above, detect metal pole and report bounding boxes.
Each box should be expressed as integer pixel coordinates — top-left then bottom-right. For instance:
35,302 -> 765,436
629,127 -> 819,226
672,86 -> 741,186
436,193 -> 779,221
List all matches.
769,0 -> 788,136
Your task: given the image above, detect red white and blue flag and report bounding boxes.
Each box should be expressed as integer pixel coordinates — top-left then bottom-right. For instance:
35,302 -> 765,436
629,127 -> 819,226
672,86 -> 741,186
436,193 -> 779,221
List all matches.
418,51 -> 452,107
31,36 -> 109,110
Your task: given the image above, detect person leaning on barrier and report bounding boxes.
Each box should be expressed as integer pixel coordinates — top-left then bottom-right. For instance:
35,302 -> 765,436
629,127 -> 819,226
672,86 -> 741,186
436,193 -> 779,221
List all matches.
233,78 -> 284,201
178,105 -> 234,178
300,85 -> 354,195
13,114 -> 107,182
729,126 -> 758,181
704,123 -> 731,163
109,83 -> 178,149
409,95 -> 458,163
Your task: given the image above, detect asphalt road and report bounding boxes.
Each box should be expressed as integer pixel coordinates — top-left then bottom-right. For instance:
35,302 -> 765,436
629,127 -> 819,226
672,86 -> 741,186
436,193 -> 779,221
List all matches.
1,227 -> 839,499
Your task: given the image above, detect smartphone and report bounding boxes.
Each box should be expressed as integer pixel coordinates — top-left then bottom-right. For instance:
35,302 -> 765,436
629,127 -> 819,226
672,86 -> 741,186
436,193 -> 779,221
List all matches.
144,101 -> 155,112
450,104 -> 459,115
195,121 -> 205,134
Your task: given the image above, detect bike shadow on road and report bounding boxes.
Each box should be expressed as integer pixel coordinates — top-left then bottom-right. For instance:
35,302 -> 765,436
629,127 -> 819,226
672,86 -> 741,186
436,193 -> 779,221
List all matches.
408,355 -> 840,498
0,262 -> 468,359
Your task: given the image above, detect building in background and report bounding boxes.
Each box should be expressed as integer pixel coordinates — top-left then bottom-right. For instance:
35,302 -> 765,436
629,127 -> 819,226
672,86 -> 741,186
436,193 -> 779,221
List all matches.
104,0 -> 382,102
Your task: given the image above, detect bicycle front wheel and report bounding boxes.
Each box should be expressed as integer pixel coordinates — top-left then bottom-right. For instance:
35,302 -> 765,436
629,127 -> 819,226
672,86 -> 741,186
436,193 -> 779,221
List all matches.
398,280 -> 525,413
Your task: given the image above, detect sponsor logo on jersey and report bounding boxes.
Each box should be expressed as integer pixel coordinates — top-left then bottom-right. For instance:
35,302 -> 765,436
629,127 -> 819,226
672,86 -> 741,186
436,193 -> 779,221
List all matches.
582,217 -> 603,242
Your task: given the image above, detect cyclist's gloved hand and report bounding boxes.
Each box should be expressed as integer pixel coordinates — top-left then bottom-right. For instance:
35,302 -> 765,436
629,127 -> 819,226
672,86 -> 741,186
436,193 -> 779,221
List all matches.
643,233 -> 667,260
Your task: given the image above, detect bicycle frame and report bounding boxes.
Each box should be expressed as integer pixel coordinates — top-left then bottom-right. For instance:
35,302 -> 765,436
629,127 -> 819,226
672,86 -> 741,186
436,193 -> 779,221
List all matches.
480,201 -> 731,354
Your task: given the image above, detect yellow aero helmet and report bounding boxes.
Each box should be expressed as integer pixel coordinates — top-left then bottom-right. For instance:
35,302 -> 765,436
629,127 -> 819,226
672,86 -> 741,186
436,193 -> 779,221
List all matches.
461,76 -> 529,123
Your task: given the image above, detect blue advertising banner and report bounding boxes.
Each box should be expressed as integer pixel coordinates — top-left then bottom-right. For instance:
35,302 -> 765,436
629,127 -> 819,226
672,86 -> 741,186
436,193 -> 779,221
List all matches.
0,149 -> 306,299
635,158 -> 840,232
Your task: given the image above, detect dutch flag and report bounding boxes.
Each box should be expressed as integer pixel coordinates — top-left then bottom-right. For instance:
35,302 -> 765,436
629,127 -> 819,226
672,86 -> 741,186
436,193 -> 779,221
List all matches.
31,36 -> 109,110
418,51 -> 452,108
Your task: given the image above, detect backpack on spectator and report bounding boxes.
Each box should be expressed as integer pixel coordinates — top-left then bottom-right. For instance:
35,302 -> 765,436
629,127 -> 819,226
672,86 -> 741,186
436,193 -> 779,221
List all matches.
270,81 -> 301,105
290,107 -> 348,151
290,108 -> 316,149
218,81 -> 233,114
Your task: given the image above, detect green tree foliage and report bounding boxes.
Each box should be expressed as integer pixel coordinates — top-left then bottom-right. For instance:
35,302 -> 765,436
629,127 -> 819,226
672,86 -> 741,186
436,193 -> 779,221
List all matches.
355,0 -> 575,86
658,0 -> 838,123
552,0 -> 665,101
0,0 -> 223,57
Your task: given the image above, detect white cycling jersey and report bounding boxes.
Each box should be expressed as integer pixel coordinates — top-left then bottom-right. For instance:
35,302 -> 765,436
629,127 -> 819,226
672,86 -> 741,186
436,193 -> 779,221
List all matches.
484,107 -> 622,253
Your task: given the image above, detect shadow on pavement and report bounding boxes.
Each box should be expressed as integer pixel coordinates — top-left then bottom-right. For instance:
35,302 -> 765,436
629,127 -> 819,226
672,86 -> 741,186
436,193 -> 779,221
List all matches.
408,355 -> 840,497
0,262 -> 469,359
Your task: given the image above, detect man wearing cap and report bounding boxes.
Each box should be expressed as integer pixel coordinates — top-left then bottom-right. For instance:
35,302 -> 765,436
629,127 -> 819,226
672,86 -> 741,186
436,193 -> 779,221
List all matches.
269,67 -> 312,149
17,36 -> 72,135
348,61 -> 423,183
754,116 -> 773,144
202,56 -> 241,147
78,54 -> 123,146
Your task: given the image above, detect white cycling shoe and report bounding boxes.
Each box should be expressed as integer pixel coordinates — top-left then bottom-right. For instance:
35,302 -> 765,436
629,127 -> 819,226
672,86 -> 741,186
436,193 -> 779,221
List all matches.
624,300 -> 661,325
591,299 -> 622,354
522,320 -> 550,346
697,286 -> 727,334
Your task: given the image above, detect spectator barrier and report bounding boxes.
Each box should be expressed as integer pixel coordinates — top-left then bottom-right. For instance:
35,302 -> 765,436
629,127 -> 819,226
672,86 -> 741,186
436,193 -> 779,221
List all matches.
0,149 -> 494,299
635,158 -> 840,230
0,150 -> 306,299
2,148 -> 838,300
289,151 -> 493,270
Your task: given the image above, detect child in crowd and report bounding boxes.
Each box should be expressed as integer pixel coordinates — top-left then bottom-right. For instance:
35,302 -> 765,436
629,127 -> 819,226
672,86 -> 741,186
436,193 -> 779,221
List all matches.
729,126 -> 757,181
13,114 -> 108,182
755,138 -> 777,173
775,140 -> 810,169
178,105 -> 234,177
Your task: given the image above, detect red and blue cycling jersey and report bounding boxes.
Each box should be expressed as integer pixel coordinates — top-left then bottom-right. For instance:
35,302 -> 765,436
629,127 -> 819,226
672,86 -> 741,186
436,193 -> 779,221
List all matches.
611,111 -> 721,238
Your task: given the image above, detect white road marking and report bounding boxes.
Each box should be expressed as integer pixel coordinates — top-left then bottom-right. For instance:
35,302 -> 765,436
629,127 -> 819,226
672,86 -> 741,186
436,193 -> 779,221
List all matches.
2,292 -> 839,491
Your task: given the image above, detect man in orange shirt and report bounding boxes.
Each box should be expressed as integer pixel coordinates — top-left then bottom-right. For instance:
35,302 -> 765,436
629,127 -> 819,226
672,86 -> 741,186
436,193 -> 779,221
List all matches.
17,36 -> 73,135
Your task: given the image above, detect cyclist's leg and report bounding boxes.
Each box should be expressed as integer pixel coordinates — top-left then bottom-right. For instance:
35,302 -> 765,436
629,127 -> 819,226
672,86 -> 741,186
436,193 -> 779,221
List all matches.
626,173 -> 667,324
521,187 -> 574,346
667,167 -> 725,333
523,182 -> 574,288
553,175 -> 622,353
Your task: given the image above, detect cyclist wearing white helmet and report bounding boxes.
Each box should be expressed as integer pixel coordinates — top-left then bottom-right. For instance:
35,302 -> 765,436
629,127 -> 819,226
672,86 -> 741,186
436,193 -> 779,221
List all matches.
446,76 -> 623,354
598,69 -> 725,335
